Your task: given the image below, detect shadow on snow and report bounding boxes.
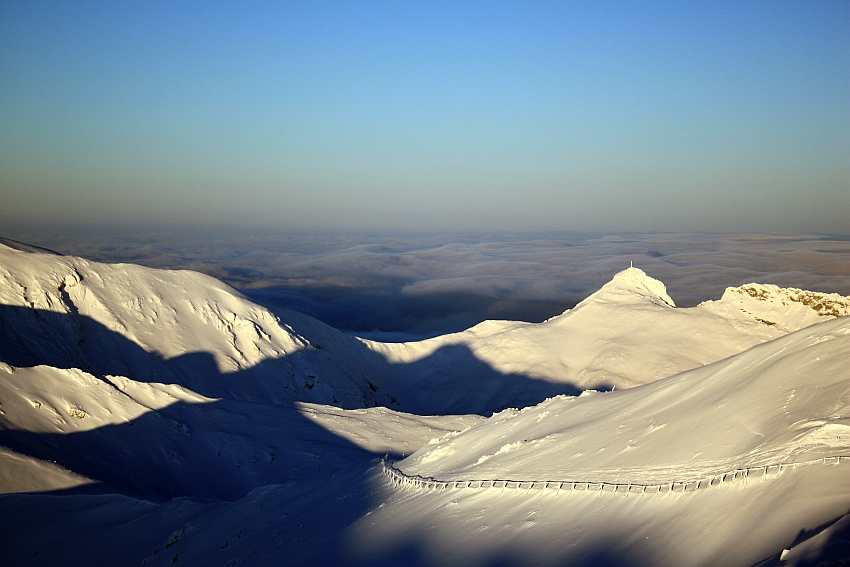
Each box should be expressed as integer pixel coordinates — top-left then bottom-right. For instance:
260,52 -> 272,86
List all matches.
0,303 -> 628,566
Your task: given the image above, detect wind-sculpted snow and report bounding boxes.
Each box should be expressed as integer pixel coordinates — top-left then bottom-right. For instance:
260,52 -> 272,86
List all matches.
349,317 -> 850,567
397,316 -> 850,481
1,241 -> 850,566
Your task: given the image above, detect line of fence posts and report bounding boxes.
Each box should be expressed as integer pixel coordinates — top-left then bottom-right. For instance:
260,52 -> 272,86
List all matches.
380,456 -> 848,496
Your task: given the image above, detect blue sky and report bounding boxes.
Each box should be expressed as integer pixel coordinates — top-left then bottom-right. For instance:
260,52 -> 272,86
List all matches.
1,1 -> 848,233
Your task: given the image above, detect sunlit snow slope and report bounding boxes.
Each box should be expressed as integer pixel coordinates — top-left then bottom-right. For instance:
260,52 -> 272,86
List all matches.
2,242 -> 847,417
0,241 -> 384,407
399,316 -> 850,481
358,316 -> 850,567
1,240 -> 849,566
366,266 -> 850,396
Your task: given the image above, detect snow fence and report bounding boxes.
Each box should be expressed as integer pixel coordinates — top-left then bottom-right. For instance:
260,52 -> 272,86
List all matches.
381,456 -> 848,496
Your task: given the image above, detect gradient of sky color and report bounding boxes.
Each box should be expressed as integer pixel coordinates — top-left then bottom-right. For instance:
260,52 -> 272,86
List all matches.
1,1 -> 848,233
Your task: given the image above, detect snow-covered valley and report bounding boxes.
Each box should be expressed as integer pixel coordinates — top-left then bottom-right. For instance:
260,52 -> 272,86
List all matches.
0,240 -> 848,566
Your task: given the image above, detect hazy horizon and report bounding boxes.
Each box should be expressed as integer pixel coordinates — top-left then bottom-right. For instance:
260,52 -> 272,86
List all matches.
2,2 -> 847,337
2,1 -> 848,233
3,228 -> 848,340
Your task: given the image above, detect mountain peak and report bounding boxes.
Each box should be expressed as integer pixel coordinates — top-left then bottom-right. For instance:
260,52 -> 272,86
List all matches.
576,266 -> 676,309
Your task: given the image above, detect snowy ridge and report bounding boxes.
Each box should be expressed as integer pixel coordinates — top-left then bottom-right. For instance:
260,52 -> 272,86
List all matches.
381,456 -> 849,495
0,242 -> 388,409
353,317 -> 850,567
2,241 -> 850,566
702,282 -> 850,333
363,266 -> 850,395
723,283 -> 850,318
397,316 -> 850,479
3,242 -> 849,414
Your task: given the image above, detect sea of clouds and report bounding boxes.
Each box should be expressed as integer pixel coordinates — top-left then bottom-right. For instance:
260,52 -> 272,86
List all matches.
4,228 -> 849,340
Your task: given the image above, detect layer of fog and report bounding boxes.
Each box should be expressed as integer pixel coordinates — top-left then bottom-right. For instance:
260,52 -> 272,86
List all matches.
4,229 -> 849,340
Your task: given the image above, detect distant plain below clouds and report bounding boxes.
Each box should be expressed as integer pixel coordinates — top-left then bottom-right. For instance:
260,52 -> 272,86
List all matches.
4,230 -> 849,340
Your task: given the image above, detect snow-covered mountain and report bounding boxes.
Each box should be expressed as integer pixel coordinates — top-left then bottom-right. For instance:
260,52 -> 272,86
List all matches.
368,316 -> 850,566
399,315 -> 850,481
0,240 -> 848,566
364,264 -> 849,400
2,242 -> 847,415
0,240 -> 379,408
